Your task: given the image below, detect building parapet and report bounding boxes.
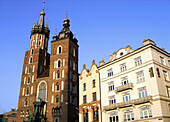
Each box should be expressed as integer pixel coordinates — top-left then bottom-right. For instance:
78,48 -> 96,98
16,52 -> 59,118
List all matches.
103,96 -> 152,111
115,83 -> 133,93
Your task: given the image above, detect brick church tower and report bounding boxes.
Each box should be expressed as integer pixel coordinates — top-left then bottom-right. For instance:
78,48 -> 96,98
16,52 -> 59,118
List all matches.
16,3 -> 79,122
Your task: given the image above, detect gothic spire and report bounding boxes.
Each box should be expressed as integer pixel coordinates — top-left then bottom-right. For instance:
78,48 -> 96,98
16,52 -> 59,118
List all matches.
39,2 -> 45,26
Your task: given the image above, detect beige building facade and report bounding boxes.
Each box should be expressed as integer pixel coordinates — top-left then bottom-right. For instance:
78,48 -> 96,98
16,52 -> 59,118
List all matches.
99,39 -> 170,122
79,60 -> 102,122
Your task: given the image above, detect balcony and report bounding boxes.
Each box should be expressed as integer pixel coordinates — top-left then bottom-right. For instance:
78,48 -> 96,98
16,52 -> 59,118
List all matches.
103,96 -> 152,111
115,83 -> 133,93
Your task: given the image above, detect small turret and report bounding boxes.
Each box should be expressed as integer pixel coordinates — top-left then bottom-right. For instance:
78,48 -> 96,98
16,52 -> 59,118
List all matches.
58,13 -> 73,40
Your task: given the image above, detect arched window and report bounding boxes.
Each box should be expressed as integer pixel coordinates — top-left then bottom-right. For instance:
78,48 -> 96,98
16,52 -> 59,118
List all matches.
59,47 -> 62,54
25,99 -> 28,106
27,77 -> 30,84
26,87 -> 29,95
58,60 -> 61,68
38,82 -> 47,100
28,67 -> 31,74
31,49 -> 34,55
140,105 -> 152,119
29,57 -> 33,64
56,95 -> 59,103
57,46 -> 62,54
57,71 -> 60,79
55,83 -> 60,92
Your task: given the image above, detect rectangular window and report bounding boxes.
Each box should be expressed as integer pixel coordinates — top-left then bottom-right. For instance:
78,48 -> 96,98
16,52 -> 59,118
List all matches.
83,83 -> 86,91
109,96 -> 116,105
122,77 -> 128,85
108,81 -> 114,91
135,56 -> 142,66
120,63 -> 127,72
93,79 -> 96,88
160,56 -> 165,65
110,115 -> 119,122
136,71 -> 145,82
163,70 -> 168,81
108,68 -> 113,77
138,87 -> 147,98
83,95 -> 87,103
93,92 -> 97,101
123,92 -> 130,102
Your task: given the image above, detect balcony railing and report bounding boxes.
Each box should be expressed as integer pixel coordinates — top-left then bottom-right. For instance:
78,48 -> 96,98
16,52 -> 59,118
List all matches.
115,83 -> 133,93
103,96 -> 152,111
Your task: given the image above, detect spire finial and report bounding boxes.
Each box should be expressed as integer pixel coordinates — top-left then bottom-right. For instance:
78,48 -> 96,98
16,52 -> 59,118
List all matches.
43,1 -> 45,12
66,11 -> 68,18
55,28 -> 57,34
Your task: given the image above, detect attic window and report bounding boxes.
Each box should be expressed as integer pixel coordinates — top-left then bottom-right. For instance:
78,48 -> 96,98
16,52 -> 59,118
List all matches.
120,52 -> 123,56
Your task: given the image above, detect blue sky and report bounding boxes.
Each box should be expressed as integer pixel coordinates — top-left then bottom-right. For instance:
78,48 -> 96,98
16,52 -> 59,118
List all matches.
0,0 -> 170,113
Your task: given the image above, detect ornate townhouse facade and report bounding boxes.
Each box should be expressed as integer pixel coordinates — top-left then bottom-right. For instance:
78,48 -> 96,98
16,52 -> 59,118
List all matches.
79,39 -> 170,122
17,3 -> 79,122
79,60 -> 102,122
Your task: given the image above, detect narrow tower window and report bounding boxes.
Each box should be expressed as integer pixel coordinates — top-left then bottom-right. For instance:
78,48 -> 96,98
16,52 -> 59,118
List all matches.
29,57 -> 33,64
72,47 -> 75,57
59,47 -> 62,54
31,49 -> 34,55
58,60 -> 61,68
57,46 -> 62,54
57,71 -> 60,79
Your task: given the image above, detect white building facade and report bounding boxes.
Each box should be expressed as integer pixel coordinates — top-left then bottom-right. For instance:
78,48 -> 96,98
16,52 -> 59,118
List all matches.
99,39 -> 170,122
79,60 -> 102,122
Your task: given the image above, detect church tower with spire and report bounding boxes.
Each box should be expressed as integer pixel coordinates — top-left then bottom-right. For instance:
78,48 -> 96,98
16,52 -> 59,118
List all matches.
16,2 -> 79,122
